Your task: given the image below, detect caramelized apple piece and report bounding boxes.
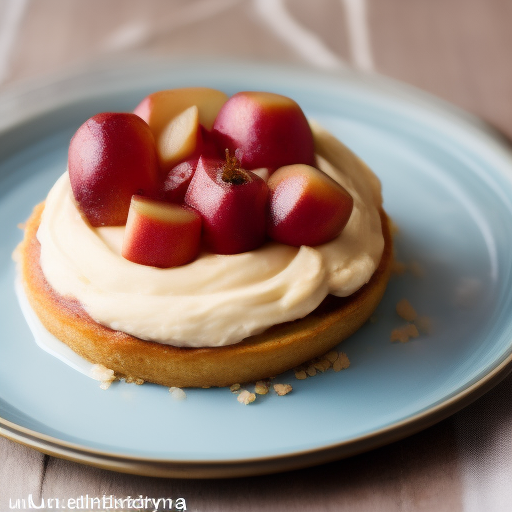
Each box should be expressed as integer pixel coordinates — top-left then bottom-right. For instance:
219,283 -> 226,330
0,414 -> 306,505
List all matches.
122,195 -> 202,268
267,164 -> 353,246
68,112 -> 159,227
185,153 -> 268,254
212,91 -> 315,171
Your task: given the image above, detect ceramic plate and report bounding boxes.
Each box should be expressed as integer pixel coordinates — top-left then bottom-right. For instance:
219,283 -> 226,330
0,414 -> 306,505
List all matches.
2,60 -> 512,478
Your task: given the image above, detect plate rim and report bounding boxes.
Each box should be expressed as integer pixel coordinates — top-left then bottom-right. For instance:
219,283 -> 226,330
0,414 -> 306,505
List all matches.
2,351 -> 511,478
2,58 -> 512,478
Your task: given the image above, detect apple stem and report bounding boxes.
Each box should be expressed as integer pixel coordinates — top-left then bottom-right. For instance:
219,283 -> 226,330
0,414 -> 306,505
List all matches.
222,149 -> 250,185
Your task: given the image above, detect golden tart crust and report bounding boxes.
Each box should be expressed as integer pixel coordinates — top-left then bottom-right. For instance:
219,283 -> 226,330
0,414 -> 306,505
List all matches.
18,202 -> 393,388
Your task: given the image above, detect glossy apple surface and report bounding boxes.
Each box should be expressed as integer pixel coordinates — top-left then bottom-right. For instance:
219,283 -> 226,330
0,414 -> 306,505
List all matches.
185,154 -> 268,254
162,159 -> 198,203
212,91 -> 315,171
68,112 -> 159,227
267,164 -> 353,246
122,195 -> 202,268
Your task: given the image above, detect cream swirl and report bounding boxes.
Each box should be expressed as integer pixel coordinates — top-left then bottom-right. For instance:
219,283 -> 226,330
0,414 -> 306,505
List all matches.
37,123 -> 384,347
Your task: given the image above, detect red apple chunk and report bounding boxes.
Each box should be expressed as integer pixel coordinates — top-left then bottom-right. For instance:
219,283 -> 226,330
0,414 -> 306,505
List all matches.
267,164 -> 354,247
122,196 -> 202,268
185,153 -> 268,255
162,159 -> 198,203
212,91 -> 315,171
68,112 -> 159,227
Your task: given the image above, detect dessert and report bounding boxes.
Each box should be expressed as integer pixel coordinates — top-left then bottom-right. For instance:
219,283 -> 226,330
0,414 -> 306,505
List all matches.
16,87 -> 393,388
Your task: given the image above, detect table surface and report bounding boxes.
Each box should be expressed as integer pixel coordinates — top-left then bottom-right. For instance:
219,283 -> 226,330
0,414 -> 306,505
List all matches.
2,0 -> 512,510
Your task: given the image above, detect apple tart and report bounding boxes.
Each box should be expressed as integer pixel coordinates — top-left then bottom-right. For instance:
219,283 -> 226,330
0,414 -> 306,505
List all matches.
17,88 -> 392,388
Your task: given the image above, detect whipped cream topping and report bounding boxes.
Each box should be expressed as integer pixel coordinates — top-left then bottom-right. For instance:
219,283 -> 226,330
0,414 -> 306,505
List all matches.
37,123 -> 384,347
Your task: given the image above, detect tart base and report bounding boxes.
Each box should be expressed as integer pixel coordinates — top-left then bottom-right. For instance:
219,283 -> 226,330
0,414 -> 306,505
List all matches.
18,202 -> 393,388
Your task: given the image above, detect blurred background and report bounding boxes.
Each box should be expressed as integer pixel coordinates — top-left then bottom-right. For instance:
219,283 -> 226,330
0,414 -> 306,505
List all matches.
0,0 -> 511,137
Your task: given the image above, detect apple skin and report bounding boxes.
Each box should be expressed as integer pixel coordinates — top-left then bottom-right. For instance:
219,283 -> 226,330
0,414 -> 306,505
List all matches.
134,87 -> 228,141
184,156 -> 269,254
122,195 -> 202,268
162,159 -> 198,203
211,91 -> 316,171
267,164 -> 354,246
68,112 -> 159,227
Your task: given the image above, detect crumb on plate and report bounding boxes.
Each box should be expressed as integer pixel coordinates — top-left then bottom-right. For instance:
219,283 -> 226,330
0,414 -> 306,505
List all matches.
396,298 -> 418,322
230,383 -> 241,393
255,380 -> 270,395
169,387 -> 187,400
390,324 -> 420,343
237,390 -> 256,404
273,384 -> 293,396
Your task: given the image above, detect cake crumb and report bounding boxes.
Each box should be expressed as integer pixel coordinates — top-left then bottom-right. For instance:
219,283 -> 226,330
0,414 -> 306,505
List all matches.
325,350 -> 339,363
315,359 -> 331,372
255,380 -> 270,395
17,222 -> 26,230
333,352 -> 350,372
230,383 -> 241,393
294,370 -> 307,380
391,324 -> 420,343
125,376 -> 144,385
416,315 -> 433,334
306,365 -> 317,377
169,387 -> 187,400
90,364 -> 116,389
273,384 -> 293,396
237,390 -> 256,404
396,299 -> 418,322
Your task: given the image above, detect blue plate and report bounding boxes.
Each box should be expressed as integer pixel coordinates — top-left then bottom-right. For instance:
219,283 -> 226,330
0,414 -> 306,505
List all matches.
2,60 -> 512,478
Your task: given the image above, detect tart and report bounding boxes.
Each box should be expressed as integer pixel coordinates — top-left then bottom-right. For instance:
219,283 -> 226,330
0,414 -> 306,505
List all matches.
16,88 -> 393,388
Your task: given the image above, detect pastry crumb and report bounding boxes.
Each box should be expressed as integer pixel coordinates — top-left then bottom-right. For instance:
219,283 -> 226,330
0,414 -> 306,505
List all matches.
17,222 -> 26,230
237,390 -> 256,404
415,315 -> 433,334
125,375 -> 144,385
90,364 -> 116,389
273,384 -> 292,396
315,359 -> 331,372
396,299 -> 418,322
255,380 -> 270,395
390,324 -> 420,343
333,352 -> 350,372
294,370 -> 307,380
306,365 -> 317,377
169,387 -> 187,400
230,383 -> 241,393
325,350 -> 339,363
